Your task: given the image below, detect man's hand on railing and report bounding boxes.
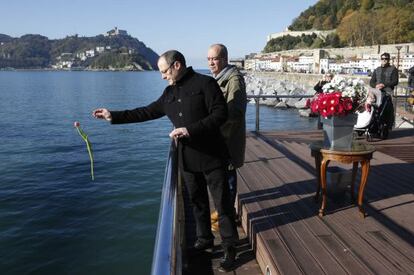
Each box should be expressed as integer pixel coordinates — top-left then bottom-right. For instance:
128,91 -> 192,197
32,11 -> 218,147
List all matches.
169,127 -> 189,140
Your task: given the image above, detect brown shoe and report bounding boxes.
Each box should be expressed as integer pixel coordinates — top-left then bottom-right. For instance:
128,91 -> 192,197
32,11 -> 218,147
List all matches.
210,210 -> 218,223
211,221 -> 219,232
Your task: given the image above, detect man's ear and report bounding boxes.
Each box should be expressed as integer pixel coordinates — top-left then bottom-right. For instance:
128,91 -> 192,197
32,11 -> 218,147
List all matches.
173,61 -> 181,70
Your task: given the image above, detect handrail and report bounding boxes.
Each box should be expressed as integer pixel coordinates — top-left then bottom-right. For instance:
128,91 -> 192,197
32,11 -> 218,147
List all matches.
151,142 -> 181,275
247,91 -> 412,131
247,94 -> 313,132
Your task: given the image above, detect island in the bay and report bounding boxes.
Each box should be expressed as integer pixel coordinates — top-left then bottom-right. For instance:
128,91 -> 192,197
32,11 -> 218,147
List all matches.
0,27 -> 159,71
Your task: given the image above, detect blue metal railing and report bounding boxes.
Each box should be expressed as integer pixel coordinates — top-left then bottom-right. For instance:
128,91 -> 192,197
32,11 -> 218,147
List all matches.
151,142 -> 182,275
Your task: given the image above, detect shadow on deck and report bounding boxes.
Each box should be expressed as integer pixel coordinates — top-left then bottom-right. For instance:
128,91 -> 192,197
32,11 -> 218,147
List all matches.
183,128 -> 414,274
237,128 -> 414,274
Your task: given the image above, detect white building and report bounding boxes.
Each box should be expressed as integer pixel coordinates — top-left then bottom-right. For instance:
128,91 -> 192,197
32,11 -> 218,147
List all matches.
105,27 -> 128,36
244,58 -> 256,70
85,49 -> 95,58
319,58 -> 331,73
96,46 -> 105,53
401,53 -> 414,72
76,52 -> 87,61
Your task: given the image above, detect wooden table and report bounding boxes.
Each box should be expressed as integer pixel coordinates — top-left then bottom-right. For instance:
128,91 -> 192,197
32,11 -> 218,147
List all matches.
310,141 -> 375,218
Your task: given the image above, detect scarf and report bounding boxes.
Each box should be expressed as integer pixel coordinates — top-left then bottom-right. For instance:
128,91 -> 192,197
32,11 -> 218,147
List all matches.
215,65 -> 237,82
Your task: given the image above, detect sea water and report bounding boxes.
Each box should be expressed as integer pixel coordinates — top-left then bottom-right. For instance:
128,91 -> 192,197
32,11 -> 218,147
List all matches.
0,71 -> 317,274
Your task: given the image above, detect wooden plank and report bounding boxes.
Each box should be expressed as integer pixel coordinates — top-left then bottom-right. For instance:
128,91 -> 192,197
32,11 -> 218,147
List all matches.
247,139 -> 374,273
236,130 -> 414,275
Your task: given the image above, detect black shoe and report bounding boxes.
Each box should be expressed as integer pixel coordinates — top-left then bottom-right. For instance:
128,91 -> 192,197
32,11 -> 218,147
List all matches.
219,246 -> 236,272
193,238 -> 214,251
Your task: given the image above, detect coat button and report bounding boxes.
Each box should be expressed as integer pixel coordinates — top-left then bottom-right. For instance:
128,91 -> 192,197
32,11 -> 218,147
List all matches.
179,112 -> 182,117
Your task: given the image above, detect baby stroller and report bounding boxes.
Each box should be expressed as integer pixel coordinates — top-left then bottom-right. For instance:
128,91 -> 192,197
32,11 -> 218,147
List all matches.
354,88 -> 395,141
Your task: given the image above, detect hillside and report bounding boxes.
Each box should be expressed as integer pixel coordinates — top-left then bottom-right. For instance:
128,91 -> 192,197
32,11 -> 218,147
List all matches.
264,0 -> 414,52
0,30 -> 159,70
289,0 -> 414,46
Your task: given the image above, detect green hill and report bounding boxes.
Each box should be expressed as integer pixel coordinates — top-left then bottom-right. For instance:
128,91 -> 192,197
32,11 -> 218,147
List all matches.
264,0 -> 414,52
0,31 -> 159,70
290,0 -> 414,44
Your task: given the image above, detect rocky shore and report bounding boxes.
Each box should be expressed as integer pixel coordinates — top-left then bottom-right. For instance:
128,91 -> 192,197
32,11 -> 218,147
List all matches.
244,72 -> 413,127
244,72 -> 316,116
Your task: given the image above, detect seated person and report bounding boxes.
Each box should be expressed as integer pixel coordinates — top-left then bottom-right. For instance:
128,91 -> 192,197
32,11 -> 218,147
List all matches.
364,90 -> 377,113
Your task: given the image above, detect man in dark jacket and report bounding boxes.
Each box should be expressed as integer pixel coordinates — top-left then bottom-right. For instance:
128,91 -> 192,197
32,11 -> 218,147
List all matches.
370,52 -> 398,131
370,52 -> 399,95
92,50 -> 238,271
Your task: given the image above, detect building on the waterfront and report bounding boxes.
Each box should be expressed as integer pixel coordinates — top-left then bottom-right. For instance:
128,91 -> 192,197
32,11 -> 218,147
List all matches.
401,53 -> 414,72
245,41 -> 414,75
229,58 -> 244,69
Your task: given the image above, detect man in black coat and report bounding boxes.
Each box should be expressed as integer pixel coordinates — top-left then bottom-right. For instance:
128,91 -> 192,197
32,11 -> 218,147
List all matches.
370,52 -> 399,130
92,50 -> 238,271
370,52 -> 399,95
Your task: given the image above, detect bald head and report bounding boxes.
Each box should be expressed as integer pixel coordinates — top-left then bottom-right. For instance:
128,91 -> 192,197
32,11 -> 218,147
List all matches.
208,44 -> 229,76
210,44 -> 228,61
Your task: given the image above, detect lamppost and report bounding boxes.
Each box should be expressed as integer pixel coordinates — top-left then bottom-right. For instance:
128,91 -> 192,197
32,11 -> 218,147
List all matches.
395,45 -> 402,71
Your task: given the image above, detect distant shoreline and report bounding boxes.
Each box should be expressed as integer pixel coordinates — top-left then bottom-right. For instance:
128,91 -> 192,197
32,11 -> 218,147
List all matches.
0,68 -> 156,72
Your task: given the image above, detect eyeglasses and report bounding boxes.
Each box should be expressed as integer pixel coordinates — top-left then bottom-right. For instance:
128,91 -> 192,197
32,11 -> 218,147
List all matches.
160,62 -> 175,74
381,58 -> 390,60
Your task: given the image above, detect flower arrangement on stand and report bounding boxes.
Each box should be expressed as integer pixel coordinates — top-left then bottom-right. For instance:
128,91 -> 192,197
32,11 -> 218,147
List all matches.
310,76 -> 369,118
308,76 -> 369,149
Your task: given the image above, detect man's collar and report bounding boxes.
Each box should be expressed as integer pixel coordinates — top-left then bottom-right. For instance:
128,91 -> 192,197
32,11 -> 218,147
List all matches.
175,67 -> 194,85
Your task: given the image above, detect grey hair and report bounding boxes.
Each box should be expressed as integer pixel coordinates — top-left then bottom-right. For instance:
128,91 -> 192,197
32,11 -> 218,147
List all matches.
159,50 -> 186,67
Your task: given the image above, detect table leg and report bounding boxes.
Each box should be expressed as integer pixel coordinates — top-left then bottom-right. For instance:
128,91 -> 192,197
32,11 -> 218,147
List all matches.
314,153 -> 322,202
351,162 -> 359,202
357,160 -> 371,218
319,158 -> 330,217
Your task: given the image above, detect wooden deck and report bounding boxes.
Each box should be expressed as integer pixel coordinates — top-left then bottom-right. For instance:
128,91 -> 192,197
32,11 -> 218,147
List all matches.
237,128 -> 414,274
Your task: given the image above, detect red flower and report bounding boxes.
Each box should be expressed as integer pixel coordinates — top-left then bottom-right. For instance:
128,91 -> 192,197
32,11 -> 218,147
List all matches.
309,91 -> 359,118
343,98 -> 353,111
74,121 -> 80,128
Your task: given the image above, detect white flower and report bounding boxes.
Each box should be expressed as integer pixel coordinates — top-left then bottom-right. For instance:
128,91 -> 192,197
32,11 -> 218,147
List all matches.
320,76 -> 368,104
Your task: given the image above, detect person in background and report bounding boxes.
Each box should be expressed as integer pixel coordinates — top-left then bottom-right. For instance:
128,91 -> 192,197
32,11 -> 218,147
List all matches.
370,52 -> 398,130
370,52 -> 399,95
313,73 -> 333,94
207,44 -> 247,234
311,73 -> 333,129
92,50 -> 238,272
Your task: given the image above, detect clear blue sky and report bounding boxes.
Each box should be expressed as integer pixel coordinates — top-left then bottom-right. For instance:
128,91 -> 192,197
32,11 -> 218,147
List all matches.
1,0 -> 318,68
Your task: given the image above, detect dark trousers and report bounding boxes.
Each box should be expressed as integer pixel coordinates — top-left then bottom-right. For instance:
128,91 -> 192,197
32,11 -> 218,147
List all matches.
227,168 -> 237,216
181,166 -> 238,248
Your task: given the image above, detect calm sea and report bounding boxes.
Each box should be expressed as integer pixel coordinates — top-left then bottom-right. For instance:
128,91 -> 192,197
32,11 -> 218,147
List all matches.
0,71 -> 317,275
